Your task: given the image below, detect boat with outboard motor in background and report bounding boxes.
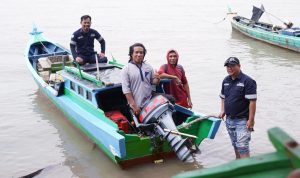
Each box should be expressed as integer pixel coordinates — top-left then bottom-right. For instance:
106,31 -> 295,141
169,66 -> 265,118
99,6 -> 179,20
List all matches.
24,26 -> 221,168
228,5 -> 300,53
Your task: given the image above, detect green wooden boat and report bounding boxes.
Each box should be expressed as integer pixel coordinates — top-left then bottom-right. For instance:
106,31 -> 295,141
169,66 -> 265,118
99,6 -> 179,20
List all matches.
173,127 -> 300,178
25,27 -> 222,168
228,7 -> 300,53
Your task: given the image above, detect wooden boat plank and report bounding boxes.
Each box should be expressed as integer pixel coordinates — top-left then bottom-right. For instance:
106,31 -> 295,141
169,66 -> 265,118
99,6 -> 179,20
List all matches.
174,152 -> 290,178
268,127 -> 300,168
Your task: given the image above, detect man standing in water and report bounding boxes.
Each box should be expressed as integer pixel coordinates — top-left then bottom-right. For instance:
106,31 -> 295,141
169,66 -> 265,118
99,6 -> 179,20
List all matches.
121,43 -> 160,116
70,15 -> 106,65
218,57 -> 257,159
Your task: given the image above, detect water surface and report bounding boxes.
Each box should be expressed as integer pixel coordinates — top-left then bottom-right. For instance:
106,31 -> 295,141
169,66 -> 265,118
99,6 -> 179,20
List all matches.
0,0 -> 300,177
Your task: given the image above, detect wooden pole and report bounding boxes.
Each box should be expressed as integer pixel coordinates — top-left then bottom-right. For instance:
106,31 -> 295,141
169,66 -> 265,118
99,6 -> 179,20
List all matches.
164,129 -> 197,139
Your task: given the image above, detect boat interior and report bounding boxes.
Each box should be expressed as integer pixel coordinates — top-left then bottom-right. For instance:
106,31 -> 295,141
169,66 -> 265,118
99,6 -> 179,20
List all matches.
94,82 -> 192,134
233,16 -> 275,31
29,42 -> 72,84
93,71 -> 192,134
28,42 -> 69,64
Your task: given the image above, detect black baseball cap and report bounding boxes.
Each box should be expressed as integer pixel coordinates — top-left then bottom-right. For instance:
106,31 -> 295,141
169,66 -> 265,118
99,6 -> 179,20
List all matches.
224,57 -> 240,66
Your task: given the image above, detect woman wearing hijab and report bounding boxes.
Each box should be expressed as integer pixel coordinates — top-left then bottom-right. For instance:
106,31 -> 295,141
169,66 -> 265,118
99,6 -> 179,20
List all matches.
158,49 -> 192,108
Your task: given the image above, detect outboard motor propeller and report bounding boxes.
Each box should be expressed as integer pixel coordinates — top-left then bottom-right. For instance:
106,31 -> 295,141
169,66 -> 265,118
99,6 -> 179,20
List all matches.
139,95 -> 193,162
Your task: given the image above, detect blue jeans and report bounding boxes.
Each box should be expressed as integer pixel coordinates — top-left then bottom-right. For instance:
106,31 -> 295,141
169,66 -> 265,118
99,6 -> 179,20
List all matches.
225,117 -> 251,155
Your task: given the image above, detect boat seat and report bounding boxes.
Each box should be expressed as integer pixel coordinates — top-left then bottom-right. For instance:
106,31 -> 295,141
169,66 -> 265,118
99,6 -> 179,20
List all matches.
81,63 -> 115,72
48,55 -> 73,72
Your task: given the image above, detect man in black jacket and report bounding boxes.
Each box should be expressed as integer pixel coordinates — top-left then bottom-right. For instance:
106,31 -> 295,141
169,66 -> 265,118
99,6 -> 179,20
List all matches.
219,57 -> 257,159
70,15 -> 106,65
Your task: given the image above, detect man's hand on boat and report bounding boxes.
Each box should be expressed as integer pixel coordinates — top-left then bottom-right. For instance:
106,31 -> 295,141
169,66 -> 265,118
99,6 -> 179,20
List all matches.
75,56 -> 84,65
152,70 -> 160,85
187,97 -> 193,108
131,104 -> 141,116
98,52 -> 105,58
174,76 -> 182,85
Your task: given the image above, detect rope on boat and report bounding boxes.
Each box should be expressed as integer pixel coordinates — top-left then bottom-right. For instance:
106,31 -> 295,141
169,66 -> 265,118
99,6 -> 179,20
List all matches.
214,16 -> 227,24
214,12 -> 236,24
264,12 -> 273,25
214,5 -> 236,24
31,25 -> 59,56
264,11 -> 286,24
178,115 -> 220,129
37,38 -> 51,54
253,6 -> 288,26
163,129 -> 197,139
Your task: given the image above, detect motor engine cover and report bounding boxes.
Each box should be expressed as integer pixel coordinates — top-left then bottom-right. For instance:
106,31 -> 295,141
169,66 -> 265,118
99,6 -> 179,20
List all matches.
139,95 -> 170,123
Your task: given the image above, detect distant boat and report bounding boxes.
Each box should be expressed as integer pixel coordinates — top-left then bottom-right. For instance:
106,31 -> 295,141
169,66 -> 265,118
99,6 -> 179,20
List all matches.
228,5 -> 300,53
173,127 -> 300,178
24,26 -> 221,168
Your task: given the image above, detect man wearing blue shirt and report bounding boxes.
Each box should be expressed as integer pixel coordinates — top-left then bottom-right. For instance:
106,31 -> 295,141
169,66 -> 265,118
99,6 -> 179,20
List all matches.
70,15 -> 106,65
219,57 -> 257,159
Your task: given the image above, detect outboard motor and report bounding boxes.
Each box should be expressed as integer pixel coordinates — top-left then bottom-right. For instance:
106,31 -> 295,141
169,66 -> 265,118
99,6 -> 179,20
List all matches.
138,95 -> 193,162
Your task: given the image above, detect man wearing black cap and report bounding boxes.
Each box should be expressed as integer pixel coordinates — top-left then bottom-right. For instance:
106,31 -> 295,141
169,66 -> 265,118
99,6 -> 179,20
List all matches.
218,57 -> 257,159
